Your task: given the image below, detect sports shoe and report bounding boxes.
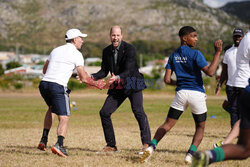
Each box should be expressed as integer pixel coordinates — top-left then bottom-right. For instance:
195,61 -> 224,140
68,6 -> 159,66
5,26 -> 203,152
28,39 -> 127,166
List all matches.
184,152 -> 193,164
96,146 -> 118,154
139,144 -> 149,155
213,141 -> 223,148
37,141 -> 47,151
139,146 -> 154,163
191,151 -> 209,167
51,143 -> 68,158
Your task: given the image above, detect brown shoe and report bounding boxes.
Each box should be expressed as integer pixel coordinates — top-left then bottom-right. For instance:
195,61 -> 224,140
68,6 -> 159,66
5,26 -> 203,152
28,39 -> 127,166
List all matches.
139,144 -> 149,155
96,146 -> 118,154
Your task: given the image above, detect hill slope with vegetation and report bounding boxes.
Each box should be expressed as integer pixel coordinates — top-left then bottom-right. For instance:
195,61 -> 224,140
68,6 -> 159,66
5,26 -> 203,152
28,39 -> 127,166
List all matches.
0,0 -> 247,60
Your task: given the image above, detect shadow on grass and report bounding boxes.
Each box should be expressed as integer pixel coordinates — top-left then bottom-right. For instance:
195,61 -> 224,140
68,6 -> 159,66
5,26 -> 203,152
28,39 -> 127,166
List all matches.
3,145 -> 100,156
168,131 -> 223,138
119,148 -> 187,164
122,148 -> 186,154
2,145 -> 50,155
119,155 -> 140,164
68,147 -> 98,153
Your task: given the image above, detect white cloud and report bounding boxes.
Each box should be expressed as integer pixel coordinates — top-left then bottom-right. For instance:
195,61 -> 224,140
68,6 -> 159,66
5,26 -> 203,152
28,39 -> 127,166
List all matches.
203,0 -> 249,8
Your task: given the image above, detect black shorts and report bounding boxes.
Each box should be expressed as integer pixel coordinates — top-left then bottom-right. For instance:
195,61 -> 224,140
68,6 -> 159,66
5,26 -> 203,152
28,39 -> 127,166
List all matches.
39,81 -> 71,116
239,90 -> 250,129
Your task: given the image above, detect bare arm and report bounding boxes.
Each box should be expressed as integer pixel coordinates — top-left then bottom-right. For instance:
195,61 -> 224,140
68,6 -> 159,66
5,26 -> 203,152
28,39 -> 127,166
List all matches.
164,69 -> 176,85
77,66 -> 105,89
215,63 -> 228,95
202,40 -> 223,77
43,60 -> 49,74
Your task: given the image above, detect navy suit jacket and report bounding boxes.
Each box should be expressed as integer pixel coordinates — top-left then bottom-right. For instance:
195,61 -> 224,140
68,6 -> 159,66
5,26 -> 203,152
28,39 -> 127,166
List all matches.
92,41 -> 146,95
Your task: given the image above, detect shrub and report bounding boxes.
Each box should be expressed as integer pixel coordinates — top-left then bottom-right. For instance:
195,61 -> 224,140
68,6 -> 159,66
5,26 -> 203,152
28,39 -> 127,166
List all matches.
32,77 -> 41,88
6,61 -> 22,70
68,78 -> 86,90
88,61 -> 101,66
0,79 -> 10,89
13,82 -> 23,89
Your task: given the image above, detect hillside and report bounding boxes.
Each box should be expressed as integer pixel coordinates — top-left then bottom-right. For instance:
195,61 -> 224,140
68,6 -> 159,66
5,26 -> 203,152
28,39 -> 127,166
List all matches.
220,1 -> 250,23
0,0 -> 247,55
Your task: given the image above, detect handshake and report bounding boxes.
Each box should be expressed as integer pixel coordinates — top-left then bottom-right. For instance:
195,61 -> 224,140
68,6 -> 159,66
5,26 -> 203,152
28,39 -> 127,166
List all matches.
76,73 -> 120,90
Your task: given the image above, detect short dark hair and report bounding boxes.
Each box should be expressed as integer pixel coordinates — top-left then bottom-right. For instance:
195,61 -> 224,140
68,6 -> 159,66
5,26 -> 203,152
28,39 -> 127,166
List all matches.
179,26 -> 196,37
66,39 -> 74,43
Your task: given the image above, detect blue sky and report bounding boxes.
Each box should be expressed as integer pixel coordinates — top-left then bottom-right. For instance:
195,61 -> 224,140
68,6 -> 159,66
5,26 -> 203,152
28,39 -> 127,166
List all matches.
203,0 -> 249,8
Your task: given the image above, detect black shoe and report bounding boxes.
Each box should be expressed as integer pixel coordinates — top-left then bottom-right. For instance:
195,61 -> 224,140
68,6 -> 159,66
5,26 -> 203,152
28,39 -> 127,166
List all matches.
51,143 -> 68,158
37,139 -> 47,151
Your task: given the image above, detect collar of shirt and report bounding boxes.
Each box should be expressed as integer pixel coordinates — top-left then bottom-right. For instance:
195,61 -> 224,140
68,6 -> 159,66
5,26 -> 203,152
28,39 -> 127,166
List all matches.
112,43 -> 121,52
66,43 -> 77,50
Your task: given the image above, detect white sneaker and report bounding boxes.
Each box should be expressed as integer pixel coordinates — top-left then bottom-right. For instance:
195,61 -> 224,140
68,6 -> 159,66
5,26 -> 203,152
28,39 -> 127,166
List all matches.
184,153 -> 193,164
139,144 -> 149,155
139,146 -> 154,163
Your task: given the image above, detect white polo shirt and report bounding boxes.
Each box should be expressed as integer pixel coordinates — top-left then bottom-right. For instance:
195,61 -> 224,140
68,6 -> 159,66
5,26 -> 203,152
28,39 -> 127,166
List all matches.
223,45 -> 237,86
232,31 -> 250,88
42,43 -> 84,87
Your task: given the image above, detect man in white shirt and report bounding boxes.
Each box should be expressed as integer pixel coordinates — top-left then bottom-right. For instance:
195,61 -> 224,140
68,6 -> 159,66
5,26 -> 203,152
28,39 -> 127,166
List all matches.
214,28 -> 244,147
37,29 -> 105,157
216,28 -> 244,125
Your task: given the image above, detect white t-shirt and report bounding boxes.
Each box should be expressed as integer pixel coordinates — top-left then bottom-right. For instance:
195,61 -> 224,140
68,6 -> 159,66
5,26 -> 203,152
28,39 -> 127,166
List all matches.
232,31 -> 250,88
223,45 -> 237,86
42,43 -> 84,87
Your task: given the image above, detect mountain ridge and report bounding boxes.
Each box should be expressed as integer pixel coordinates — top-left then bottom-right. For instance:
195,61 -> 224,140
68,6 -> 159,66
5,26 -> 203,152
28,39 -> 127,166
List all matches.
220,1 -> 250,23
0,0 -> 247,54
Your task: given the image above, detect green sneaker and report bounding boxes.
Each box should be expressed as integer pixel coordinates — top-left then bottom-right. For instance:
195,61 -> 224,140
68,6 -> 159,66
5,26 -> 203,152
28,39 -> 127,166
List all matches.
191,151 -> 209,167
213,141 -> 223,148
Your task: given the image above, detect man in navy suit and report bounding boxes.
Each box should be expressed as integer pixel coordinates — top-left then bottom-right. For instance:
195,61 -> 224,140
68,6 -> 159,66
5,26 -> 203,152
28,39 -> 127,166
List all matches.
92,25 -> 151,153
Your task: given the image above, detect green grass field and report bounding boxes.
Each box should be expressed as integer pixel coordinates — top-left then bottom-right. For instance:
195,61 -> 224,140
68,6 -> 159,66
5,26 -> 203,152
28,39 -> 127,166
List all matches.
0,90 -> 249,167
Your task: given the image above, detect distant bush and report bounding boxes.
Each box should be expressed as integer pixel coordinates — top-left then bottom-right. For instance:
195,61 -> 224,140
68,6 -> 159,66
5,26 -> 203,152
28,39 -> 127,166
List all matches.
203,77 -> 211,86
32,77 -> 41,88
6,61 -> 22,70
36,61 -> 45,65
68,78 -> 86,90
88,61 -> 101,66
13,82 -> 23,89
5,75 -> 23,82
0,79 -> 10,89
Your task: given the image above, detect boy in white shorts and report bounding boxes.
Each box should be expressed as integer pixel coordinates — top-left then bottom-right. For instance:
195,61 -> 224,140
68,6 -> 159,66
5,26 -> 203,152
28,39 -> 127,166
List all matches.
140,26 -> 222,163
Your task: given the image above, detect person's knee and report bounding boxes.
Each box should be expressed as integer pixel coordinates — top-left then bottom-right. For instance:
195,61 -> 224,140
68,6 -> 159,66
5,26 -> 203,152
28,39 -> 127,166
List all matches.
58,115 -> 69,121
193,112 -> 207,127
196,122 -> 206,130
132,107 -> 146,118
99,108 -> 111,118
162,118 -> 177,131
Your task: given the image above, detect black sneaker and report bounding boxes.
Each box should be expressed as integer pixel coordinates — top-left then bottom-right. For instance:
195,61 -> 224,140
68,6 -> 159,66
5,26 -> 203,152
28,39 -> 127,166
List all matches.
37,140 -> 47,151
51,143 -> 68,158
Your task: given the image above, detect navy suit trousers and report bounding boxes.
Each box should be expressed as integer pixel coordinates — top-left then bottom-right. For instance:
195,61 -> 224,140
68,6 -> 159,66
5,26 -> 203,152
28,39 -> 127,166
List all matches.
99,91 -> 151,147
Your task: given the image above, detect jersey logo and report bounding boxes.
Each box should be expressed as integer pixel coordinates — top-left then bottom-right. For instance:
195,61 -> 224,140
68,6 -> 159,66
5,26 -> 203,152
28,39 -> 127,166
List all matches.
174,56 -> 187,63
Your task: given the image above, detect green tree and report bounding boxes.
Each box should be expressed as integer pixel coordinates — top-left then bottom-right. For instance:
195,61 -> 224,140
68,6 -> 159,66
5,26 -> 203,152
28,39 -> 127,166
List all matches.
6,61 -> 22,70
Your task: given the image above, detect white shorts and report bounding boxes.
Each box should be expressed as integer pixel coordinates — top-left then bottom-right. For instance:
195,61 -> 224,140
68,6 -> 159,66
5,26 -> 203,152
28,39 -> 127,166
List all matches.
170,89 -> 207,115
